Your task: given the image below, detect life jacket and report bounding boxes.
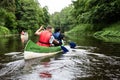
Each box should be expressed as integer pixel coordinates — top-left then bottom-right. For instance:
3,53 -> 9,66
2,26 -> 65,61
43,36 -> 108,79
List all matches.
37,30 -> 52,47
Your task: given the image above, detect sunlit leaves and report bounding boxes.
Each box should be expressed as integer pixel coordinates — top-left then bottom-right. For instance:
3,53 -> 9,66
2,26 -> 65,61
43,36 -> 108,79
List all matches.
73,0 -> 120,24
0,0 -> 50,34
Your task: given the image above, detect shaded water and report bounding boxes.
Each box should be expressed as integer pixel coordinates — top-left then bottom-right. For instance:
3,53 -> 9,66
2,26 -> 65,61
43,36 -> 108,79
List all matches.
0,35 -> 120,80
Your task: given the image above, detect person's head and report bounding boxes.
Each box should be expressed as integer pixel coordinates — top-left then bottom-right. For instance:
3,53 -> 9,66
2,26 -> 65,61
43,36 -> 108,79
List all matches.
54,28 -> 60,33
46,26 -> 53,32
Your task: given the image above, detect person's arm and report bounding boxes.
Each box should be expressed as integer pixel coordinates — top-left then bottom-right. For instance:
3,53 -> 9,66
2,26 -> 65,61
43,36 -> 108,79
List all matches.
35,26 -> 44,36
53,39 -> 59,44
49,36 -> 59,46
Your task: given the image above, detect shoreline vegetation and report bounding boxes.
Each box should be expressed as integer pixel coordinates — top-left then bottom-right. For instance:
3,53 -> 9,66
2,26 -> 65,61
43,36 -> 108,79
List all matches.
66,21 -> 120,37
66,21 -> 120,42
0,0 -> 49,37
50,0 -> 120,43
0,26 -> 31,37
1,21 -> 120,43
0,0 -> 120,43
94,22 -> 120,37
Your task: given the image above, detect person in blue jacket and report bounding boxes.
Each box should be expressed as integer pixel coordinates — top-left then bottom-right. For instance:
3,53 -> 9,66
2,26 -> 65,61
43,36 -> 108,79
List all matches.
53,28 -> 64,46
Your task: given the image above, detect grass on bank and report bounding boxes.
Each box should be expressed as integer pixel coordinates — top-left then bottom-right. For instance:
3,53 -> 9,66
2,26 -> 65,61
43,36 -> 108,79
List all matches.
66,24 -> 94,36
94,21 -> 120,37
66,21 -> 120,38
0,26 -> 10,35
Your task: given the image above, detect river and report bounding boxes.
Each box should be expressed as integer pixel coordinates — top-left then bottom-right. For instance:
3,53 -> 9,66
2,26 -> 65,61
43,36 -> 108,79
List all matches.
0,35 -> 120,80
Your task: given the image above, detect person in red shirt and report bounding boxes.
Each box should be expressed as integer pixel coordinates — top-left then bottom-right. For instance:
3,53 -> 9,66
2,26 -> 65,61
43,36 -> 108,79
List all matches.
35,25 -> 59,47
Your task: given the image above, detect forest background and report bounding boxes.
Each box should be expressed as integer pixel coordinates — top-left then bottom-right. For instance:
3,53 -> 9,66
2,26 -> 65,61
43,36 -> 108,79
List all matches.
0,0 -> 120,39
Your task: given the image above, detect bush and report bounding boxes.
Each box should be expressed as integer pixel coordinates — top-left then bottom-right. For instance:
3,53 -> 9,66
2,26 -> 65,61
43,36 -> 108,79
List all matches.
0,26 -> 10,35
27,29 -> 34,36
0,8 -> 6,26
66,24 -> 94,36
11,29 -> 19,34
94,21 -> 120,37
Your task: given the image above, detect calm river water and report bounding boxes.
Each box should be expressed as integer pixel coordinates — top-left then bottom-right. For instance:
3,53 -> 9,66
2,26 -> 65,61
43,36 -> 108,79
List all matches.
0,35 -> 120,80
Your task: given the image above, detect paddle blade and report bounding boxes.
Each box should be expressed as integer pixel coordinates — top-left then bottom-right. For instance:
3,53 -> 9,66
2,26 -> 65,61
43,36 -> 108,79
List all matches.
61,46 -> 69,53
69,42 -> 76,48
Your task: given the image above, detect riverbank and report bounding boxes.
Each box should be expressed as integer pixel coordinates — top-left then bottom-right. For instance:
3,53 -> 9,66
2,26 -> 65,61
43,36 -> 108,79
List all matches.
65,24 -> 95,36
0,26 -> 19,37
94,21 -> 120,37
0,26 -> 10,35
66,21 -> 120,42
0,26 -> 34,37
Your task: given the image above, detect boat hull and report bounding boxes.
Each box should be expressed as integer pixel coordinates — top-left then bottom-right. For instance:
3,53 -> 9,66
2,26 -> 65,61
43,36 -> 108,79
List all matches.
24,40 -> 62,59
24,51 -> 61,60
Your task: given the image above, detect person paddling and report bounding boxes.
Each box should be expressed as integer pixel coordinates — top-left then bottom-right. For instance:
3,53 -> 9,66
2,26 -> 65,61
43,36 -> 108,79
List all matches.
53,28 -> 64,46
35,25 -> 59,47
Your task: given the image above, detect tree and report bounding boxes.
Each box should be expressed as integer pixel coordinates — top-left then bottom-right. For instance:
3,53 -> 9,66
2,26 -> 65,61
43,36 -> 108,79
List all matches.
15,0 -> 45,32
72,0 -> 120,24
42,6 -> 50,26
0,0 -> 51,34
50,5 -> 75,32
0,0 -> 16,12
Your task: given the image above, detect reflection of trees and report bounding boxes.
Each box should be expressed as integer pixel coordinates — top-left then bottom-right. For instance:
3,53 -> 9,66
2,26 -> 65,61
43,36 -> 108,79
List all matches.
8,36 -> 23,52
66,35 -> 98,46
0,36 -> 23,54
66,34 -> 120,57
0,35 -> 41,54
0,37 -> 9,54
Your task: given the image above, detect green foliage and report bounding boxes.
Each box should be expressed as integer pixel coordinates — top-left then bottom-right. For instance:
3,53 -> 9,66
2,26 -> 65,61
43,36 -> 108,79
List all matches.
0,8 -> 6,26
11,29 -> 19,34
0,26 -> 10,35
51,0 -> 120,33
94,36 -> 120,43
0,8 -> 17,30
0,0 -> 16,12
50,5 -> 75,32
94,21 -> 120,37
16,0 -> 45,31
50,12 -> 60,27
42,6 -> 50,26
73,0 -> 120,24
66,24 -> 94,36
27,29 -> 33,36
0,0 -> 50,35
5,12 -> 17,29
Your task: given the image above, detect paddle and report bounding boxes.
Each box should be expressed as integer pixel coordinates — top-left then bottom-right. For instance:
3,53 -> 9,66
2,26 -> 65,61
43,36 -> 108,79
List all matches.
60,41 -> 76,53
69,42 -> 76,48
61,46 -> 69,53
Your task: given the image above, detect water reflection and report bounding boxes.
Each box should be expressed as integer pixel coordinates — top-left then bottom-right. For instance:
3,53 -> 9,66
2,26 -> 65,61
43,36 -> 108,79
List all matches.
39,62 -> 52,78
0,35 -> 120,80
67,35 -> 120,57
0,36 -> 23,54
